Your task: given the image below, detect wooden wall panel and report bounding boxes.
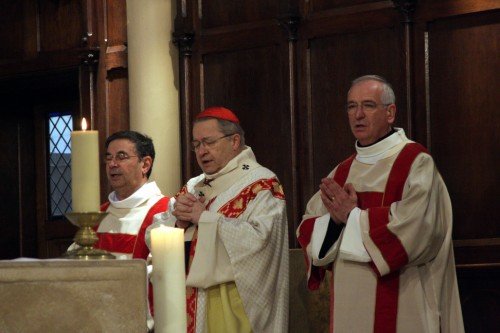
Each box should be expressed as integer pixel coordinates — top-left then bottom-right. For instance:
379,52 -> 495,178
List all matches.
309,27 -> 406,188
0,1 -> 24,61
201,0 -> 280,29
0,112 -> 22,259
202,45 -> 294,223
457,266 -> 500,332
105,0 -> 127,44
427,11 -> 500,250
38,0 -> 84,52
18,108 -> 38,258
310,0 -> 382,13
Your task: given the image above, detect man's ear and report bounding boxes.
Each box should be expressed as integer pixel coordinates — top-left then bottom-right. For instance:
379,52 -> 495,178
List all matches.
387,104 -> 397,124
141,156 -> 153,176
232,134 -> 241,150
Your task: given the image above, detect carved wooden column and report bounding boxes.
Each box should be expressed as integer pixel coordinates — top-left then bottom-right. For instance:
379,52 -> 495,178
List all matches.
79,49 -> 99,129
393,0 -> 418,137
173,27 -> 195,182
77,0 -> 96,129
279,13 -> 301,247
79,0 -> 100,130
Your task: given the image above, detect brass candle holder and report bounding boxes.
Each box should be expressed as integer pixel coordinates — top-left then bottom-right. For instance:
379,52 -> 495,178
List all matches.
62,212 -> 116,260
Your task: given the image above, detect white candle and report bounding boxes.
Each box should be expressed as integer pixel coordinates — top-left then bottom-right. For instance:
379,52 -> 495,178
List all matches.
71,118 -> 100,212
150,225 -> 187,333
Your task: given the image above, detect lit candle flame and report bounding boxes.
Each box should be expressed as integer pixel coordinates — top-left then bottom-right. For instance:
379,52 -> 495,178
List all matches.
81,118 -> 88,131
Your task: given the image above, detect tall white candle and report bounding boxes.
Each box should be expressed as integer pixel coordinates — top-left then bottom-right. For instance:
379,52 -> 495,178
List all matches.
150,225 -> 187,333
71,118 -> 100,212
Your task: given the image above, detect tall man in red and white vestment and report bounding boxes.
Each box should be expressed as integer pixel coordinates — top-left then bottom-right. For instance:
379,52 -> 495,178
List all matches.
147,107 -> 289,333
90,130 -> 168,330
297,75 -> 464,333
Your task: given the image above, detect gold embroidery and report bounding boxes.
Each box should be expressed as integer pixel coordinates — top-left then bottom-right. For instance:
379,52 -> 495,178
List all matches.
252,183 -> 263,194
233,198 -> 244,210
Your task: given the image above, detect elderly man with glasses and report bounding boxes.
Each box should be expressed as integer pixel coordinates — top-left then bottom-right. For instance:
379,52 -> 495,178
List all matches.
297,75 -> 464,333
147,107 -> 289,333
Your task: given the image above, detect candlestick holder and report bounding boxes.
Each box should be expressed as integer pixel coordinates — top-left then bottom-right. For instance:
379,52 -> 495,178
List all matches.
62,212 -> 116,260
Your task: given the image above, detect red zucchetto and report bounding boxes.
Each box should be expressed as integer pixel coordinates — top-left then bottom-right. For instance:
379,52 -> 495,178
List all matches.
195,106 -> 240,124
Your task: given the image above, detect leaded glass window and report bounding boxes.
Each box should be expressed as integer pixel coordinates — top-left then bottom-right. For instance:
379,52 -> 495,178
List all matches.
48,114 -> 72,217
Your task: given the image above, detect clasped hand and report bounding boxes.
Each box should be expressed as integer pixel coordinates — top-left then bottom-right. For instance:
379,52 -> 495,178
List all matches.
172,193 -> 206,227
319,178 -> 357,224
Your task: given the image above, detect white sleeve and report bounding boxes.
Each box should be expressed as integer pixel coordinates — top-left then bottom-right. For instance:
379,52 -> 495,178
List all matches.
339,207 -> 371,262
310,213 -> 331,260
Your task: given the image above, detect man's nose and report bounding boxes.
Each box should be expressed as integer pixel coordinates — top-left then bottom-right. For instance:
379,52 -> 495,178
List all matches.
196,144 -> 208,155
354,106 -> 365,119
107,159 -> 119,167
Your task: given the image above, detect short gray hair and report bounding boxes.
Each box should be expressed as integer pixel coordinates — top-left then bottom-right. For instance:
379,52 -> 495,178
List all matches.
350,75 -> 396,105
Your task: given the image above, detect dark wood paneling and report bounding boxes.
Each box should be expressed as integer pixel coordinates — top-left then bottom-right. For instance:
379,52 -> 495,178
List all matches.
0,111 -> 22,259
302,6 -> 397,39
199,24 -> 283,54
202,45 -> 295,225
411,21 -> 429,146
309,27 -> 406,188
416,0 -> 500,22
201,0 -> 280,29
38,0 -> 84,52
18,107 -> 37,258
454,243 -> 500,266
310,0 -> 383,13
106,0 -> 128,44
457,266 -> 500,333
428,11 -> 500,241
0,0 -> 88,78
0,1 -> 24,61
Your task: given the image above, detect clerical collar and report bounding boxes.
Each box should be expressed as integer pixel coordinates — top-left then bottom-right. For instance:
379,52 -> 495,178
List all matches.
356,128 -> 396,148
109,181 -> 161,208
202,146 -> 255,184
355,128 -> 408,164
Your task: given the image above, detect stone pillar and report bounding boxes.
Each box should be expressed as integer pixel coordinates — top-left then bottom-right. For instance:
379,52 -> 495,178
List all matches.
126,0 -> 181,195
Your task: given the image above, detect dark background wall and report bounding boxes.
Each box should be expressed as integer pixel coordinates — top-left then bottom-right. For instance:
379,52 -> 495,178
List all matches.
0,0 -> 498,331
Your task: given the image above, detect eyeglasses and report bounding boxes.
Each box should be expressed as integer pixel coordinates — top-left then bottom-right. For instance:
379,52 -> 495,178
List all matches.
191,133 -> 236,151
104,152 -> 139,164
346,102 -> 391,113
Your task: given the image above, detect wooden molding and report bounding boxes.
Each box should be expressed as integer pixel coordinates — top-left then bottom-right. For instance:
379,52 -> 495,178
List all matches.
392,0 -> 418,22
173,32 -> 195,56
105,44 -> 127,71
278,15 -> 301,41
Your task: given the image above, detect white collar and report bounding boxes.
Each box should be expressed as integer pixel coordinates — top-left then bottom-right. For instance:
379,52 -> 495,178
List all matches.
109,181 -> 161,209
203,146 -> 256,181
355,128 -> 408,164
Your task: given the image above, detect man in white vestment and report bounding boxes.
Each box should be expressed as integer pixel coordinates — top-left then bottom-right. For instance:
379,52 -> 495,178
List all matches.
297,75 -> 464,333
97,130 -> 168,259
147,107 -> 289,333
70,130 -> 168,330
